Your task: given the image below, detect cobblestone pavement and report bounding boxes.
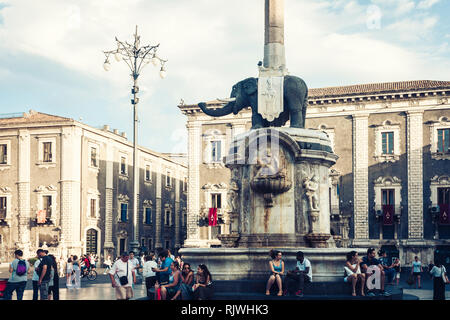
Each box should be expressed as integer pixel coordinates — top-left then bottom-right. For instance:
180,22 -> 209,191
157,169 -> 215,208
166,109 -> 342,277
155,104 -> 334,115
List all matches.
1,264 -> 449,300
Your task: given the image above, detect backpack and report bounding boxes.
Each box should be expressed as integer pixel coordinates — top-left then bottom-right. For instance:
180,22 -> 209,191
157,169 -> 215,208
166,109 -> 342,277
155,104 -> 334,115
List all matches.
16,259 -> 27,276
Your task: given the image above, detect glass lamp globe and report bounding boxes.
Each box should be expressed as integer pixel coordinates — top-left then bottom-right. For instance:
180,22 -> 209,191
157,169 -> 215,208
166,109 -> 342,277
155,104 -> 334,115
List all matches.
103,61 -> 111,71
151,57 -> 158,66
114,52 -> 122,62
159,69 -> 167,79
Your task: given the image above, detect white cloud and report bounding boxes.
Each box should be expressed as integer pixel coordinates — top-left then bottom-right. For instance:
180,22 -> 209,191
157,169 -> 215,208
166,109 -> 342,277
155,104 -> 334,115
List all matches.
0,0 -> 449,152
417,0 -> 441,9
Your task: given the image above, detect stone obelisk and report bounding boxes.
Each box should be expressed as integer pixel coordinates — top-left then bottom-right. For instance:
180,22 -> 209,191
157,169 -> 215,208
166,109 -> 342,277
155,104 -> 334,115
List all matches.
258,0 -> 287,123
263,0 -> 286,71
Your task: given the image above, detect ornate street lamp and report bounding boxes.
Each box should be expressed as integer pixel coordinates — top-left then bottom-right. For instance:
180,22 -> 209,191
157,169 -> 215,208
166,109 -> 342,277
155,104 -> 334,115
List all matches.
103,26 -> 167,254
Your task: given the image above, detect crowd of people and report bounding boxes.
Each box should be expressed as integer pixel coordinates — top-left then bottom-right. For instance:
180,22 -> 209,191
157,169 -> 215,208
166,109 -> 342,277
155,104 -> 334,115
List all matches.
3,249 -> 99,300
2,246 -> 447,300
108,248 -> 214,301
264,248 -> 449,300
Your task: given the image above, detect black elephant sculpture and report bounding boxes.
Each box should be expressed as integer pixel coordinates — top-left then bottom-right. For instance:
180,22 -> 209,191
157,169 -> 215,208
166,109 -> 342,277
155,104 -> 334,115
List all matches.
198,76 -> 308,129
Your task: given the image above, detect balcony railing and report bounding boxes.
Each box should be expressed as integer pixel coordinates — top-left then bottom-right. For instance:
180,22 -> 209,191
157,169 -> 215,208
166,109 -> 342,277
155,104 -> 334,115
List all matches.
374,205 -> 402,224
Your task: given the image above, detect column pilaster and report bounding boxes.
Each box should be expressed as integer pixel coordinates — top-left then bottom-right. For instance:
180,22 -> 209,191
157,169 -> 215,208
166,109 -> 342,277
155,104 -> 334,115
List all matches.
352,114 -> 370,241
407,109 -> 424,239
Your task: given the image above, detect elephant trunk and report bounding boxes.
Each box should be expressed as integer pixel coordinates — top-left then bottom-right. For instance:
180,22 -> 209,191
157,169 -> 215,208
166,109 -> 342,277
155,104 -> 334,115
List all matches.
198,99 -> 236,117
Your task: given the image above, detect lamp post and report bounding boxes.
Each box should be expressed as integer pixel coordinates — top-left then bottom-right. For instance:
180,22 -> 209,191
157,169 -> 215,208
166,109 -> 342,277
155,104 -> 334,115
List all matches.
103,26 -> 167,254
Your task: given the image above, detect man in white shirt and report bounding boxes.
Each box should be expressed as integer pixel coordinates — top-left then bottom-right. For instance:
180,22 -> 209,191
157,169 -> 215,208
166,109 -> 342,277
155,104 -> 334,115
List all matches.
143,253 -> 158,298
286,251 -> 312,297
109,252 -> 136,300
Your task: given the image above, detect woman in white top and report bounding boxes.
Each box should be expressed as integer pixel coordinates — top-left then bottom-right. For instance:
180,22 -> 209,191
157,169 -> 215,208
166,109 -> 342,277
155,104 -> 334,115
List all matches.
103,255 -> 112,275
66,257 -> 73,287
344,251 -> 365,296
429,260 -> 449,300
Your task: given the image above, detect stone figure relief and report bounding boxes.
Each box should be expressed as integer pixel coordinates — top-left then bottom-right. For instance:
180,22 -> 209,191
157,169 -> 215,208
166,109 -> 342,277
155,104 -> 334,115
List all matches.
253,147 -> 288,179
302,170 -> 320,211
227,181 -> 240,214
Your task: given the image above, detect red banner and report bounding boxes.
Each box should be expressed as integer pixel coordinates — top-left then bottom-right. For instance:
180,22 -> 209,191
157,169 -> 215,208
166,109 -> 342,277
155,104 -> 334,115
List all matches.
208,208 -> 217,226
440,204 -> 450,225
37,210 -> 47,224
382,205 -> 394,226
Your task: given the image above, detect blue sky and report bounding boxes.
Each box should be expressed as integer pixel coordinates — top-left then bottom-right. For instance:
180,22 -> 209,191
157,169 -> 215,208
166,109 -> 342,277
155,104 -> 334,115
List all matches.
0,0 -> 449,153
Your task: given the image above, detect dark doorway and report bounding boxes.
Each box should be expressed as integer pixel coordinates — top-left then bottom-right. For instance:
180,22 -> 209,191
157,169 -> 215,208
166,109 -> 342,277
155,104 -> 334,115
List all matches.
86,229 -> 98,255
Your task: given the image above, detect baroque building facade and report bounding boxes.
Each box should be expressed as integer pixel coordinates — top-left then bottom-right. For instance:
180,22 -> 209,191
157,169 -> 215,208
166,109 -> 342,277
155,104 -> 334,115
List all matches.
0,110 -> 187,261
179,80 -> 450,268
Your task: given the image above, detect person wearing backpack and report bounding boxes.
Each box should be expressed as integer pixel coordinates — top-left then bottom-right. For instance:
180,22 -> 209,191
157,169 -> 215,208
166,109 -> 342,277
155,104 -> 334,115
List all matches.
4,249 -> 30,300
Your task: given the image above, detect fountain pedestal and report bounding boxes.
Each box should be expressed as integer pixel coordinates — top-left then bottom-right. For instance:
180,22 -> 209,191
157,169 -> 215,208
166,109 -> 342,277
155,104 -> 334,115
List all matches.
180,128 -> 358,281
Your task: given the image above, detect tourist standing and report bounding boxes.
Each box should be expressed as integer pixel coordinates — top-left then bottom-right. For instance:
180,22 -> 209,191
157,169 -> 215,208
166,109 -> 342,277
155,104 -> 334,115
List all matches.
109,252 -> 136,300
103,255 -> 112,275
4,249 -> 30,300
36,249 -> 53,300
66,257 -> 73,287
344,251 -> 365,296
429,259 -> 449,300
143,253 -> 158,298
192,264 -> 214,300
58,256 -> 66,278
32,255 -> 41,300
71,255 -> 81,289
411,256 -> 423,289
48,255 -> 59,300
265,250 -> 284,296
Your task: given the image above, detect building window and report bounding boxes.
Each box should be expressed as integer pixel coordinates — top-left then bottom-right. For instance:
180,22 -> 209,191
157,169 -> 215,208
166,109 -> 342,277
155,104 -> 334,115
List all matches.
120,203 -> 128,222
166,170 -> 172,187
211,141 -> 222,162
437,128 -> 450,153
165,208 -> 172,226
145,207 -> 152,225
43,195 -> 52,219
43,142 -> 53,163
90,199 -> 96,218
90,147 -> 99,167
0,197 -> 6,220
120,156 -> 127,175
165,240 -> 170,249
145,165 -> 151,181
148,238 -> 153,250
211,193 -> 222,209
141,238 -> 146,247
0,144 -> 7,164
381,132 -> 394,155
183,212 -> 187,227
382,189 -> 394,206
374,121 -> 400,162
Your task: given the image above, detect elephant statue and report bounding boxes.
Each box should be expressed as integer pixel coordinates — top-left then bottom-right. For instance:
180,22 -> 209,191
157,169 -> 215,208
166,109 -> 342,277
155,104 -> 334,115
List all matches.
198,76 -> 308,129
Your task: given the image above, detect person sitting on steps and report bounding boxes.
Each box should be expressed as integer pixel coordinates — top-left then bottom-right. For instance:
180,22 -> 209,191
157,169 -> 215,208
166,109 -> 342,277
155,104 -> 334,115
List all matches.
344,251 -> 365,297
266,250 -> 284,296
360,248 -> 389,296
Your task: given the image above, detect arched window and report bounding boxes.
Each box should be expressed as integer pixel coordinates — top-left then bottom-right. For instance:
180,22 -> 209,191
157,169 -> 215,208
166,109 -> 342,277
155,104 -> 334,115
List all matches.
86,229 -> 98,255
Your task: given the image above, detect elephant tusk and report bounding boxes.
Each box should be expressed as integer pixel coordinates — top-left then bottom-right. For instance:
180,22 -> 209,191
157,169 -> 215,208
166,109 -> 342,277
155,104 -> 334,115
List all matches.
216,97 -> 236,103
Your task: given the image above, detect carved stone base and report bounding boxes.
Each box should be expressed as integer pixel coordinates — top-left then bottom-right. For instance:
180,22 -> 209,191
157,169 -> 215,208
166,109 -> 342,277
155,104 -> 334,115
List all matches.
305,233 -> 332,248
238,233 -> 309,248
217,233 -> 240,248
